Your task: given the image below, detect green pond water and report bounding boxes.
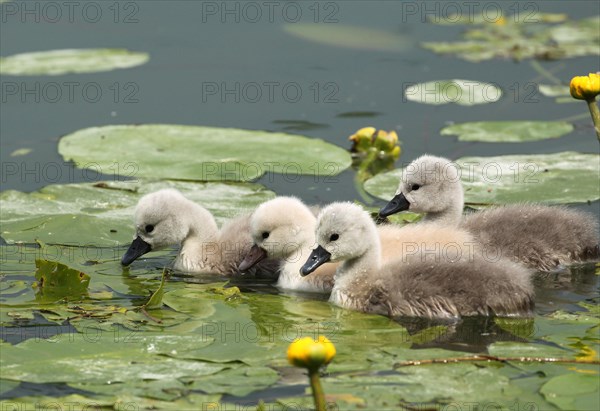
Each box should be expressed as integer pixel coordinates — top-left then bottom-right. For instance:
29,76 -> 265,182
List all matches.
1,1 -> 599,410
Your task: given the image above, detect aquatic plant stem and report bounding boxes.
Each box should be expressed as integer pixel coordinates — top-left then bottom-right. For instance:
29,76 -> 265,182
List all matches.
585,98 -> 600,142
308,369 -> 327,411
394,354 -> 600,367
529,60 -> 562,85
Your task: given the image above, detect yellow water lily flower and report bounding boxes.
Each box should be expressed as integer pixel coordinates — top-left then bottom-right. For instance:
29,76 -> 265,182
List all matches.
374,130 -> 399,152
287,335 -> 336,369
493,16 -> 506,26
570,73 -> 600,100
348,126 -> 376,151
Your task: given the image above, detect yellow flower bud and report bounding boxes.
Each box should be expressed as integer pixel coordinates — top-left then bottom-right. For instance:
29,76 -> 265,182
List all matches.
493,16 -> 506,26
287,335 -> 336,369
374,130 -> 400,153
355,126 -> 377,137
349,126 -> 377,153
570,73 -> 600,100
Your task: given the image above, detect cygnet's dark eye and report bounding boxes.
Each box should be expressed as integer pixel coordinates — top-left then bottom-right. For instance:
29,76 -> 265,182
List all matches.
329,233 -> 339,242
262,232 -> 270,239
411,184 -> 421,191
145,224 -> 154,233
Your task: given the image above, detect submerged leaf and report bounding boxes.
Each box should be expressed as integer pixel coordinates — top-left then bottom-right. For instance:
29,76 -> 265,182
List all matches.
9,148 -> 32,157
404,79 -> 501,106
0,49 -> 149,76
58,124 -> 351,181
538,84 -> 571,98
440,121 -> 574,142
283,24 -> 412,53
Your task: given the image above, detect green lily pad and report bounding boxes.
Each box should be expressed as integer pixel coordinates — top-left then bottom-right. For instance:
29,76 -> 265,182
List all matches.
9,148 -> 32,157
328,363 -> 516,407
33,259 -> 90,302
440,121 -> 574,142
404,79 -> 501,106
539,84 -> 571,98
0,333 -> 227,384
58,124 -> 351,181
187,366 -> 279,397
283,24 -> 412,53
0,49 -> 149,76
0,180 -> 275,246
488,341 -> 572,359
364,152 -> 600,204
541,373 -> 600,410
0,380 -> 19,396
422,16 -> 600,62
549,17 -> 600,46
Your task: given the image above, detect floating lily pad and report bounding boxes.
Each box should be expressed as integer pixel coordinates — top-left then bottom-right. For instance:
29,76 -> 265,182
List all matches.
34,259 -> 90,302
0,380 -> 19,396
404,79 -> 501,106
488,341 -> 572,358
9,148 -> 32,157
364,152 -> 600,204
0,334 -> 226,384
541,373 -> 600,410
0,180 -> 275,246
0,49 -> 149,76
58,125 -> 351,181
283,24 -> 412,52
538,84 -> 571,98
440,121 -> 574,142
423,16 -> 600,62
186,366 -> 279,397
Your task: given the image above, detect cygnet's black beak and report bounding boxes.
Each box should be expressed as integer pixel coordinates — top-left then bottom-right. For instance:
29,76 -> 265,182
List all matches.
121,236 -> 152,266
378,193 -> 410,218
300,245 -> 331,277
239,244 -> 268,272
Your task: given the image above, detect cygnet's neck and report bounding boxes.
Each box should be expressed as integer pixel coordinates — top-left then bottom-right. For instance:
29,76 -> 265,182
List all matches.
277,217 -> 321,291
422,184 -> 464,227
176,202 -> 220,271
335,227 -> 382,288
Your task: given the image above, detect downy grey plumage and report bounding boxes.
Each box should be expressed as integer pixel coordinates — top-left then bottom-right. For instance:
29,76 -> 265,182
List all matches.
379,155 -> 600,271
302,202 -> 534,319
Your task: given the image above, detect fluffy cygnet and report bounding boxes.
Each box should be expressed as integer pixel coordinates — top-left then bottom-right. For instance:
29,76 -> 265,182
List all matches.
122,188 -> 278,276
239,196 -> 478,293
238,197 -> 337,293
379,155 -> 600,271
302,202 -> 535,319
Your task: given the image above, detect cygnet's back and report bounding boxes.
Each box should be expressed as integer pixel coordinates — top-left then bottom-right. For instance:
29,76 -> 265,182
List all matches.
377,222 -> 476,264
358,255 -> 534,318
462,204 -> 599,271
303,202 -> 534,319
379,155 -> 600,271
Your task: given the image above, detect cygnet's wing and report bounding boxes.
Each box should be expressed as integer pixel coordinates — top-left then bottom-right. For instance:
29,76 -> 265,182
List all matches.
463,204 -> 600,271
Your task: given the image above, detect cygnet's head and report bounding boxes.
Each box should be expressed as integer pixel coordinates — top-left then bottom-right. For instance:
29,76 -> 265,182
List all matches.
301,202 -> 375,276
238,197 -> 316,271
121,189 -> 193,266
379,155 -> 463,217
